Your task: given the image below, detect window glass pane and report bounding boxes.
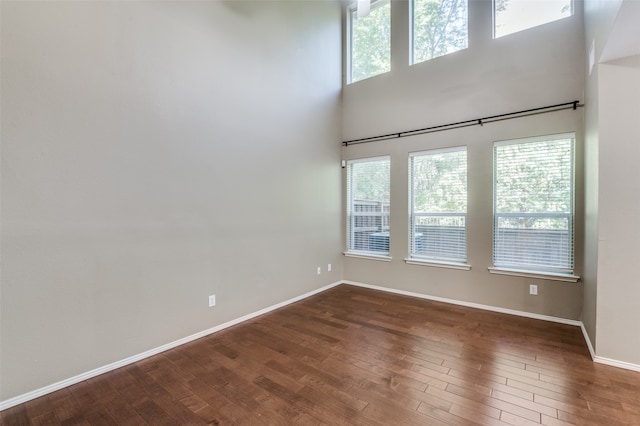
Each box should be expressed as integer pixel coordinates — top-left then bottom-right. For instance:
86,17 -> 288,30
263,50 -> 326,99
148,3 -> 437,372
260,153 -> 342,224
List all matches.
493,135 -> 575,273
494,0 -> 572,38
347,158 -> 391,254
410,148 -> 467,262
412,0 -> 468,65
350,0 -> 391,83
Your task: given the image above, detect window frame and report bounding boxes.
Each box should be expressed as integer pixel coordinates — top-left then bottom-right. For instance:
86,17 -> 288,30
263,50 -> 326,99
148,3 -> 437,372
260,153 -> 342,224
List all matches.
347,0 -> 391,84
410,0 -> 469,66
345,156 -> 392,260
490,133 -> 579,281
407,146 -> 469,269
493,0 -> 574,39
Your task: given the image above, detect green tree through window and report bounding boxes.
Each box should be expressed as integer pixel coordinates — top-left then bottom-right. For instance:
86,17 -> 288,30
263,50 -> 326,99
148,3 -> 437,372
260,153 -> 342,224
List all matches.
410,148 -> 467,262
350,0 -> 391,83
412,0 -> 468,64
493,134 -> 575,273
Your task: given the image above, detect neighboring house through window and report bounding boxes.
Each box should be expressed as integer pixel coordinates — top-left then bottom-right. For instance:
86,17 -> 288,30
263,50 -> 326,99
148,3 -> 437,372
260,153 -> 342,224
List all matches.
346,157 -> 391,257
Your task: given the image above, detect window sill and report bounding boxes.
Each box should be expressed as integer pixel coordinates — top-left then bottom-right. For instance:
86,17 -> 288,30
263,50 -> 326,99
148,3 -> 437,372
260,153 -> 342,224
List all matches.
404,258 -> 471,271
488,267 -> 580,283
343,252 -> 392,262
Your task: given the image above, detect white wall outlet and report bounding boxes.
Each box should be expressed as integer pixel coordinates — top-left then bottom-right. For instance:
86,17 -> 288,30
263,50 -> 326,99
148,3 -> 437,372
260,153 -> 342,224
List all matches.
208,295 -> 216,307
328,263 -> 332,272
317,267 -> 321,275
529,284 -> 538,296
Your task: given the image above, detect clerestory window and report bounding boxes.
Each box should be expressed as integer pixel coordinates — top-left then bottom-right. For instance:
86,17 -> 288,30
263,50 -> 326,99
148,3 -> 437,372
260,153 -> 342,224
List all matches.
348,0 -> 391,83
411,0 -> 468,65
494,0 -> 573,38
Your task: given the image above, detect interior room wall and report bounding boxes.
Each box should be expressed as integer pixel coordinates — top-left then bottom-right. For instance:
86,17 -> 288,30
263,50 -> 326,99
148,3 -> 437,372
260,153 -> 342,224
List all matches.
582,0 -> 623,355
342,0 -> 586,319
596,55 -> 640,365
583,0 -> 640,366
0,0 -> 342,401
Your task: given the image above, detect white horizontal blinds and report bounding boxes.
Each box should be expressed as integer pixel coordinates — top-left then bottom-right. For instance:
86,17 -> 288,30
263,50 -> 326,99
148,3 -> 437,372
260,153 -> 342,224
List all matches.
409,147 -> 467,263
347,157 -> 391,255
493,134 -> 575,273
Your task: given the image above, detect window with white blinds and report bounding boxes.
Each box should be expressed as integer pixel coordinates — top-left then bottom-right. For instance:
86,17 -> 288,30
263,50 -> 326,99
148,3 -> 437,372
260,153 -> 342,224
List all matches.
346,157 -> 391,256
493,134 -> 575,274
409,147 -> 467,263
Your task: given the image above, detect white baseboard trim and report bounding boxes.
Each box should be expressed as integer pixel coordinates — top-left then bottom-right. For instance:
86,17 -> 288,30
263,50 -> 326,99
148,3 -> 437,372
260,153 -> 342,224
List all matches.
579,323 -> 640,371
5,279 -> 640,411
594,356 -> 640,372
342,280 -> 582,326
580,322 -> 596,360
344,280 -> 640,373
0,281 -> 343,412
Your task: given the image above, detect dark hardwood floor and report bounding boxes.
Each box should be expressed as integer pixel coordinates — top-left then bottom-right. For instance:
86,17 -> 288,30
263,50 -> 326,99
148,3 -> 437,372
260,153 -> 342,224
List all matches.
3,284 -> 640,425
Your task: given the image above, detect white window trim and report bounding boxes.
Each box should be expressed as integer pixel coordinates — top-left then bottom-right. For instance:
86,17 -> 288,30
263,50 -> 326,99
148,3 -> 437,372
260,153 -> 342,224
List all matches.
347,155 -> 390,164
344,252 -> 392,262
494,132 -> 576,148
409,145 -> 467,157
488,267 -> 580,283
405,258 -> 471,271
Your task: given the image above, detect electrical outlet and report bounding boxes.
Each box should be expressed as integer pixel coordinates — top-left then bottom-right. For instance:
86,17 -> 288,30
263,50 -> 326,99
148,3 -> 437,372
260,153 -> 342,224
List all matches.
317,267 -> 321,275
529,284 -> 538,296
328,263 -> 332,272
208,295 -> 216,307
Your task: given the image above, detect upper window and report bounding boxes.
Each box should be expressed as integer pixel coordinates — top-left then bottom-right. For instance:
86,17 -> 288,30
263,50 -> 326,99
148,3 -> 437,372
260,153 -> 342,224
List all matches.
493,134 -> 575,275
348,0 -> 391,83
411,0 -> 468,65
494,0 -> 573,38
346,157 -> 391,256
409,147 -> 467,264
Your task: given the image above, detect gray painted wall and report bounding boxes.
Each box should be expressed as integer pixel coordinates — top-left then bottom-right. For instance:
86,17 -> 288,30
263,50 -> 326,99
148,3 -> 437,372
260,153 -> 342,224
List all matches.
2,0 -> 639,407
583,0 -> 640,365
342,0 -> 586,319
597,55 -> 640,364
1,1 -> 342,400
582,0 -> 624,355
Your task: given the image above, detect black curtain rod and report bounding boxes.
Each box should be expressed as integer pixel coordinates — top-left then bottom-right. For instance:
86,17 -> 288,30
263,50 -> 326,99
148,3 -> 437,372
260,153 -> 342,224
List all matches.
342,100 -> 583,146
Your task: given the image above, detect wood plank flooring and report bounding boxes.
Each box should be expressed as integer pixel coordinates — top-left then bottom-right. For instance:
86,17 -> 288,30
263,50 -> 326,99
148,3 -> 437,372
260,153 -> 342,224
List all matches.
3,284 -> 640,425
